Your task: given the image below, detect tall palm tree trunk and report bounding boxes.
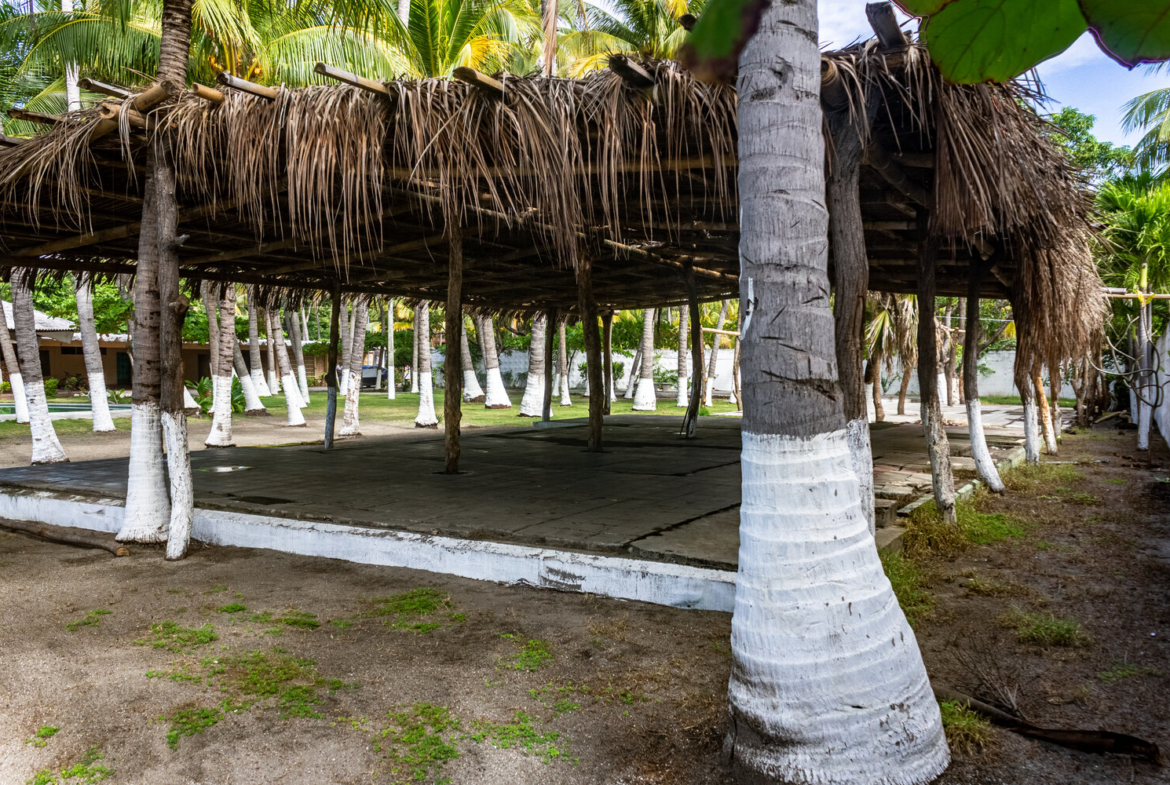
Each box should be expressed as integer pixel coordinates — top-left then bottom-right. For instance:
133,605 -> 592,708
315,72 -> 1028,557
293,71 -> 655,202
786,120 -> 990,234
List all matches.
1035,372 -> 1057,454
633,308 -> 657,411
75,275 -> 116,432
410,308 -> 420,394
290,310 -> 310,404
340,296 -> 369,436
338,299 -> 351,395
558,321 -> 571,405
478,315 -> 510,408
917,230 -> 958,526
0,307 -> 29,423
676,305 -> 689,407
963,267 -> 1004,492
727,4 -> 948,781
273,308 -> 305,427
623,349 -> 641,398
386,299 -> 396,400
415,303 -> 437,427
705,300 -> 729,405
265,308 -> 280,394
12,270 -> 67,464
233,341 -> 266,414
118,162 -> 169,543
205,284 -> 237,447
246,290 -> 270,396
604,312 -> 616,406
461,316 -> 486,402
898,371 -> 913,416
519,313 -> 548,417
202,281 -> 219,379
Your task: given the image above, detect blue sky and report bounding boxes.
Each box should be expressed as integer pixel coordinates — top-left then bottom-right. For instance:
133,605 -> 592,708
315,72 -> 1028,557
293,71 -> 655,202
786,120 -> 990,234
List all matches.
818,1 -> 1169,149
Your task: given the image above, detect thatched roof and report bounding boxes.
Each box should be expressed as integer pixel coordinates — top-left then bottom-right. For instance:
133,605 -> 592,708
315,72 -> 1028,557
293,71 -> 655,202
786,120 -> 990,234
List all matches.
0,38 -> 1103,360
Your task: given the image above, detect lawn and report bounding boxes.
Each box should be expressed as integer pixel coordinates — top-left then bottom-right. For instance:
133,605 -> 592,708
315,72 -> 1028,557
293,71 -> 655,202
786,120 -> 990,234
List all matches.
980,394 -> 1077,408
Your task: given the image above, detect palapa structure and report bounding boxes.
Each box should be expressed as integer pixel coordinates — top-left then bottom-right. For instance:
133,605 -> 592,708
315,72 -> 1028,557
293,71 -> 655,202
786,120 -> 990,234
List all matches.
0,14 -> 1105,486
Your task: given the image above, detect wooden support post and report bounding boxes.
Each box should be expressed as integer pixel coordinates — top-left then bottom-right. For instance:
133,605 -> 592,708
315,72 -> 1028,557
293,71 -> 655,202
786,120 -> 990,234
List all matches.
682,266 -> 705,438
577,255 -> 604,452
916,208 -> 957,525
324,283 -> 341,449
444,225 -> 464,473
542,308 -> 557,421
602,311 -> 614,415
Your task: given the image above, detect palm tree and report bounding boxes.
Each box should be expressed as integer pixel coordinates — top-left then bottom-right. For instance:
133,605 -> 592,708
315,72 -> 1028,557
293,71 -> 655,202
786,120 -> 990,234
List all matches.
675,305 -> 689,407
205,282 -> 237,447
519,313 -> 548,416
559,0 -> 705,76
415,303 -> 438,426
390,0 -> 539,78
386,298 -> 397,400
11,270 -> 68,464
557,320 -> 571,405
477,314 -> 511,407
725,1 -> 948,779
704,299 -> 728,405
632,307 -> 656,410
273,305 -> 307,426
460,315 -> 486,402
1122,83 -> 1170,175
340,296 -> 369,435
289,310 -> 311,403
245,291 -> 271,396
0,304 -> 29,423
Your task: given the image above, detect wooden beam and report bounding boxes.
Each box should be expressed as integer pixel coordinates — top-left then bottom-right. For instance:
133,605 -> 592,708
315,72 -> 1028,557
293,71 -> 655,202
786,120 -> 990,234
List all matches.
77,78 -> 130,100
216,73 -> 278,101
7,108 -> 59,126
608,55 -> 656,89
97,102 -> 148,129
864,220 -> 915,231
866,2 -> 908,51
865,141 -> 930,207
0,133 -> 26,147
452,67 -> 505,97
190,83 -> 225,104
313,63 -> 391,97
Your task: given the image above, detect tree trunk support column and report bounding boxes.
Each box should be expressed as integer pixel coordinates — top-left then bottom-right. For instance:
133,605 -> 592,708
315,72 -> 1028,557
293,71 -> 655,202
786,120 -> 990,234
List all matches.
963,262 -> 1005,493
577,254 -> 604,452
444,227 -> 464,473
324,283 -> 341,449
682,266 -> 704,438
542,308 -> 557,422
916,211 -> 957,525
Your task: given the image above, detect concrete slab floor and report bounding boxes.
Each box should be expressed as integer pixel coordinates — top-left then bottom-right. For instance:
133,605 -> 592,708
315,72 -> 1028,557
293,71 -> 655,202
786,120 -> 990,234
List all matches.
0,409 -> 1029,572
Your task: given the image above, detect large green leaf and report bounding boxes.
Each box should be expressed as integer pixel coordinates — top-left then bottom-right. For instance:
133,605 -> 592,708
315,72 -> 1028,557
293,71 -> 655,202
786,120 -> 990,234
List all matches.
893,0 -> 953,15
1080,0 -> 1170,67
922,0 -> 1086,83
678,0 -> 767,82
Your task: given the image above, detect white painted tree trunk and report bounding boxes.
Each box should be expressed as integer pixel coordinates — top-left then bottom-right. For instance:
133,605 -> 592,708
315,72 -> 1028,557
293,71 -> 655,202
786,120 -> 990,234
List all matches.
265,309 -> 280,395
340,297 -> 368,436
1023,399 -> 1040,465
461,319 -> 486,402
728,2 -> 948,780
967,400 -> 1005,492
519,313 -> 547,417
12,274 -> 68,464
75,278 -> 116,432
677,306 -> 689,407
204,374 -> 235,446
386,299 -> 396,400
247,292 -> 271,397
183,384 -> 199,412
558,323 -> 572,406
233,342 -> 266,414
162,410 -> 194,560
338,299 -> 351,396
478,315 -> 510,408
415,304 -> 438,426
272,318 -> 305,428
706,300 -> 729,406
633,308 -> 657,411
0,310 -> 30,424
119,402 -> 170,543
290,310 -> 310,405
410,308 -> 420,394
205,287 -> 237,446
846,417 -> 876,537
623,349 -> 641,399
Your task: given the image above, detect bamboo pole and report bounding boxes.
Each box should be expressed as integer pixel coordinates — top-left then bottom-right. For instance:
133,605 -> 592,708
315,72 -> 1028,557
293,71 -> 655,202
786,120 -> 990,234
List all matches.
189,83 -> 225,103
314,63 -> 391,97
216,73 -> 278,101
77,78 -> 131,99
452,67 -> 505,97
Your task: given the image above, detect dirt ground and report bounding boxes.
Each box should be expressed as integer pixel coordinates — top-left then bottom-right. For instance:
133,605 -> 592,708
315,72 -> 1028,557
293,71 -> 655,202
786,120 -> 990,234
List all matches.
1,423 -> 1168,784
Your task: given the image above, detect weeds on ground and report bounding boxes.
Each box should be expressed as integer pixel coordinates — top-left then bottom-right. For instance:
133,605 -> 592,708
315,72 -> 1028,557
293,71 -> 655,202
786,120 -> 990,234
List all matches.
361,588 -> 462,634
1098,662 -> 1163,683
134,622 -> 217,652
65,610 -> 111,632
1002,463 -> 1080,493
372,703 -> 462,784
162,706 -> 223,750
25,726 -> 59,748
880,552 -> 932,627
503,639 -> 555,671
27,746 -> 112,784
529,682 -> 583,716
466,711 -> 575,764
902,496 -> 1027,559
960,571 -> 1010,597
215,603 -> 246,614
999,606 -> 1090,647
234,609 -> 320,634
938,700 -> 994,755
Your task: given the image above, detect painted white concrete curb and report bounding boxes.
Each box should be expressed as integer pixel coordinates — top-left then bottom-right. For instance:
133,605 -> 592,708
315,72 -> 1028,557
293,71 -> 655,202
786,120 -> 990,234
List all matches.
0,488 -> 736,612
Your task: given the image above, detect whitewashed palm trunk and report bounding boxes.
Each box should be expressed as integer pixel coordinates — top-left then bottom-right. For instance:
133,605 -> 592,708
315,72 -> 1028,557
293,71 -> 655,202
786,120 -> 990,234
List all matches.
1023,394 -> 1041,465
205,286 -> 237,447
273,312 -> 305,427
633,308 -> 657,411
183,384 -> 199,413
162,410 -> 193,560
290,310 -> 310,404
246,291 -> 271,396
677,306 -> 689,407
201,282 -> 219,378
0,306 -> 30,423
387,299 -> 397,400
728,4 -> 948,782
12,272 -> 67,464
461,317 -> 486,402
410,309 -> 420,394
558,322 -> 572,405
233,342 -> 266,414
338,299 -> 351,396
706,300 -> 729,406
623,350 -> 641,399
341,297 -> 369,436
265,309 -> 280,394
519,313 -> 548,417
75,276 -> 116,432
415,303 -> 438,427
479,315 -> 510,408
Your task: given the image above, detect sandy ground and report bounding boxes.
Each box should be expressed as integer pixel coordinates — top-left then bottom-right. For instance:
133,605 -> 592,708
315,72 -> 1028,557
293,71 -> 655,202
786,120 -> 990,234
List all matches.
1,423 -> 1168,784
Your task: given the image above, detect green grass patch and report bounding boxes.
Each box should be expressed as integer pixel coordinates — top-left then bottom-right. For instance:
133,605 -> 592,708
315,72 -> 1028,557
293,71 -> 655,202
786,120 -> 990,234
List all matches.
1098,662 -> 1163,684
163,706 -> 223,750
880,551 -> 932,627
28,746 -> 113,784
504,639 -> 555,672
467,711 -> 574,764
962,574 -> 1009,596
65,609 -> 111,632
981,395 -> 1075,408
134,622 -> 217,653
1000,607 -> 1090,647
939,700 -> 994,755
373,703 -> 463,784
903,497 -> 1028,558
25,725 -> 59,748
203,585 -> 229,595
365,588 -> 460,634
329,620 -> 353,629
1106,477 -> 1127,485
216,603 -> 247,614
1003,463 -> 1081,493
